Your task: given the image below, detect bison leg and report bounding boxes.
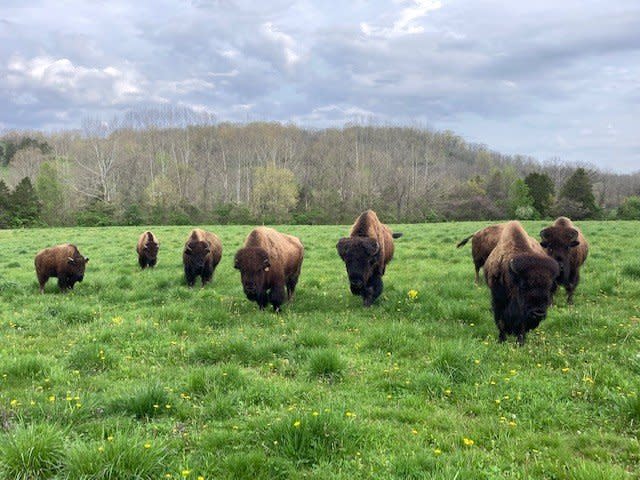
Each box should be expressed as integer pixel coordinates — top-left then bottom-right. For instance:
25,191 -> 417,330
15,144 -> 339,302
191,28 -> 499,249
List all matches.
491,284 -> 508,342
286,274 -> 299,300
270,285 -> 286,312
201,264 -> 214,287
363,275 -> 383,307
138,256 -> 147,269
257,293 -> 269,310
58,276 -> 70,292
148,259 -> 157,268
38,275 -> 48,294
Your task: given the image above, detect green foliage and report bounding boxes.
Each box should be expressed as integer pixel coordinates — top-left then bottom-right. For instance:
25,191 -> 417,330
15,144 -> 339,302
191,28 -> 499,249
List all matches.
508,178 -> 536,217
76,200 -> 117,226
9,177 -> 41,227
524,172 -> 555,217
35,161 -> 66,226
0,136 -> 51,167
559,168 -> 599,218
0,179 -> 11,228
617,196 -> 640,220
307,348 -> 346,381
0,423 -> 65,479
109,383 -> 171,419
251,165 -> 299,223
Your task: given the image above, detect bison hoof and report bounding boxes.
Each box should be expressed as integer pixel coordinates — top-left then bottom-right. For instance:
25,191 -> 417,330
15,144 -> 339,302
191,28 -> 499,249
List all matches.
516,334 -> 526,346
498,332 -> 507,343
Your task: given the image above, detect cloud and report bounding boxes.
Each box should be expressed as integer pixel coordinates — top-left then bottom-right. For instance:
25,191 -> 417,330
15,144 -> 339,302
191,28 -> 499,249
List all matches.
0,0 -> 639,171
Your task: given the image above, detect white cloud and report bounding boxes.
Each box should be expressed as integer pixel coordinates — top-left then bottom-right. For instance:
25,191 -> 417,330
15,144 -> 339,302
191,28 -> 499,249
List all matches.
361,0 -> 442,38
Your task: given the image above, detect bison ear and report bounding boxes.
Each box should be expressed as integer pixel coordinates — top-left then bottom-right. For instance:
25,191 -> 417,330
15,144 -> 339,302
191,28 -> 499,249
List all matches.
67,257 -> 75,264
336,238 -> 350,258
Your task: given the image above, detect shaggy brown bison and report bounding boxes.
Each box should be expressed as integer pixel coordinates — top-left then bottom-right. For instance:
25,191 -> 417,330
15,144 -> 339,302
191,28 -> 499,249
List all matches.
183,229 -> 222,287
540,217 -> 589,305
336,210 -> 402,306
484,221 -> 559,345
234,227 -> 304,312
457,224 -> 505,285
35,244 -> 89,293
136,231 -> 159,269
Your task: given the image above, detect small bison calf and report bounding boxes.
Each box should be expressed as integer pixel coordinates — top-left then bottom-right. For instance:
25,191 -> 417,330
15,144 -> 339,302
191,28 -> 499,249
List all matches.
484,221 -> 559,345
337,210 -> 402,307
234,227 -> 304,312
137,231 -> 159,269
540,216 -> 589,305
183,229 -> 222,287
35,244 -> 89,293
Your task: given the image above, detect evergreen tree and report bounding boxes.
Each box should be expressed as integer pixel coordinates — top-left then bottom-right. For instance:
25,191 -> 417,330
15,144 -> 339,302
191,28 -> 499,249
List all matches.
524,172 -> 555,217
9,177 -> 41,227
559,168 -> 598,219
0,179 -> 11,228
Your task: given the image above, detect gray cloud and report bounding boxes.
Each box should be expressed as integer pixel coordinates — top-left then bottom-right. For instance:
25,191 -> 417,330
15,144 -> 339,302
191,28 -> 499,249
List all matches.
0,0 -> 639,171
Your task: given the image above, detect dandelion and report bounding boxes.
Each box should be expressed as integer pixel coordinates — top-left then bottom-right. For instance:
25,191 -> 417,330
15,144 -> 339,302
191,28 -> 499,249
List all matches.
474,359 -> 480,365
411,429 -> 418,435
433,448 -> 442,455
508,421 -> 517,427
98,446 -> 104,452
111,316 -> 124,326
293,420 -> 301,428
144,443 -> 151,449
182,469 -> 191,477
198,477 -> 205,480
407,289 -> 419,300
107,436 -> 114,441
463,437 -> 475,446
561,367 -> 570,373
345,411 -> 356,417
48,395 -> 56,402
312,411 -> 319,416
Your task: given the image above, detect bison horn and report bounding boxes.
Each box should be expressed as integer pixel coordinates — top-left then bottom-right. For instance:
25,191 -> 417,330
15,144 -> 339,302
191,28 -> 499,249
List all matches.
185,245 -> 192,254
540,228 -> 550,240
67,256 -> 75,264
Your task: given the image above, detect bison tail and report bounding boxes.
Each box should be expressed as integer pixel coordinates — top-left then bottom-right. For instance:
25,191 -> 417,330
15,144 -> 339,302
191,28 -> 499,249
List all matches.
392,232 -> 403,239
456,235 -> 473,248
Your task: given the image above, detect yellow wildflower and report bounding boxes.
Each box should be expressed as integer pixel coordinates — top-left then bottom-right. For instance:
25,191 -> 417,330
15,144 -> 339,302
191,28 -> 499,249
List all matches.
463,437 -> 475,446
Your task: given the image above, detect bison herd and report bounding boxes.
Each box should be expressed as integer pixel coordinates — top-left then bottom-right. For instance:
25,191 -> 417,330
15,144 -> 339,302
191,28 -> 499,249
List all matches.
33,211 -> 588,345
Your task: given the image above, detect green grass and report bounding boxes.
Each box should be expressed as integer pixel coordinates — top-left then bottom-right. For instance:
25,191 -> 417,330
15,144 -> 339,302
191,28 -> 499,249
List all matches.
0,221 -> 639,478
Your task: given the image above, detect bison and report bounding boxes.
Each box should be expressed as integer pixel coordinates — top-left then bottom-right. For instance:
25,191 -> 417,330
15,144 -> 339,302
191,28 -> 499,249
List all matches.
457,224 -> 505,285
234,227 -> 304,312
484,221 -> 559,345
183,229 -> 222,287
136,231 -> 159,269
540,217 -> 589,305
336,210 -> 402,307
35,244 -> 89,293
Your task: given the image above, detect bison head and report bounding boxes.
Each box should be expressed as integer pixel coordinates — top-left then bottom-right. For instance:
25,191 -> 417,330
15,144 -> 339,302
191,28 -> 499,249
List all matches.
67,253 -> 89,282
336,237 -> 380,294
509,255 -> 559,326
184,240 -> 211,269
540,227 -> 580,283
234,247 -> 270,300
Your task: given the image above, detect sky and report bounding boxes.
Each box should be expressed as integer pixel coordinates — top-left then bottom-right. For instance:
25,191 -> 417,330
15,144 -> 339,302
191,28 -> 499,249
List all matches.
1,0 -> 639,172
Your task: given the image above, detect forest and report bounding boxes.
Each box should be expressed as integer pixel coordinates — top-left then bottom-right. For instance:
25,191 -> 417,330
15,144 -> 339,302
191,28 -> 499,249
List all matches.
1,106 -> 639,227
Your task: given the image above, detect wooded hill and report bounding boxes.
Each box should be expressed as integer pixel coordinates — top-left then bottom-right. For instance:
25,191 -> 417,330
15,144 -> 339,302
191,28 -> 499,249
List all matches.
1,108 -> 639,227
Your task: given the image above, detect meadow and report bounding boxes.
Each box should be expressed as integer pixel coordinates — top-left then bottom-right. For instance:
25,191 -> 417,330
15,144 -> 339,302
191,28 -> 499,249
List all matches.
0,221 -> 639,479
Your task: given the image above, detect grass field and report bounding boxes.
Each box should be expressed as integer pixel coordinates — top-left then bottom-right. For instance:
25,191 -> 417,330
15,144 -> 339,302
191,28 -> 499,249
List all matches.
1,221 -> 639,479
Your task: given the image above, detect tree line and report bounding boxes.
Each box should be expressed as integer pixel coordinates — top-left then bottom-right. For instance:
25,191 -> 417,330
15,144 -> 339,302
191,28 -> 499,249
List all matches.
1,107 -> 639,227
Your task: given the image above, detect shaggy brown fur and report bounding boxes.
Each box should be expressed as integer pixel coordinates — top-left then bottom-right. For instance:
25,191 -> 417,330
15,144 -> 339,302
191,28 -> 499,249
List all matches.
183,228 -> 222,287
336,210 -> 403,306
35,244 -> 89,293
234,227 -> 304,311
540,216 -> 589,304
484,221 -> 559,345
457,224 -> 505,285
136,231 -> 159,269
